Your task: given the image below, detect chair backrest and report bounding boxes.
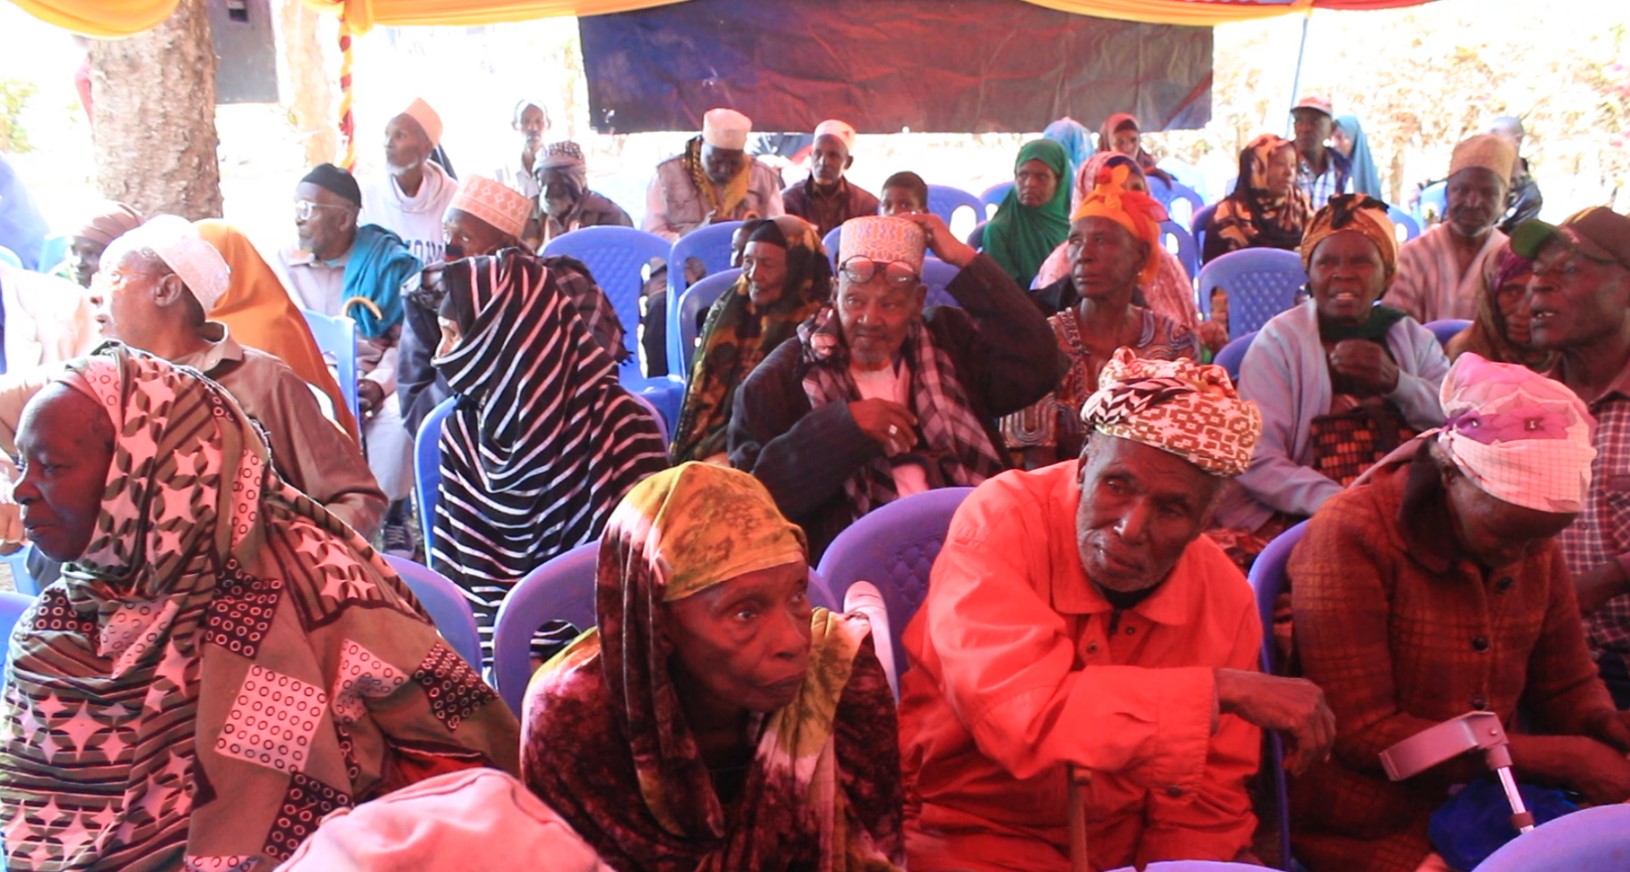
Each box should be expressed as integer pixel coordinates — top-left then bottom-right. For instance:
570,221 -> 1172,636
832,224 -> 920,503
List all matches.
1415,180 -> 1448,226
299,308 -> 359,424
1244,519 -> 1308,872
414,395 -> 459,554
926,185 -> 983,239
920,257 -> 962,309
965,221 -> 987,251
1159,220 -> 1200,282
1151,178 -> 1205,229
1424,318 -> 1471,349
665,221 -> 744,302
1386,205 -> 1422,244
1190,201 -> 1219,255
1213,330 -> 1257,385
816,486 -> 974,673
667,267 -> 741,377
1473,804 -> 1630,872
1196,248 -> 1307,340
822,225 -> 843,268
542,226 -> 673,382
0,591 -> 33,670
382,555 -> 483,668
1,546 -> 39,597
979,182 -> 1013,220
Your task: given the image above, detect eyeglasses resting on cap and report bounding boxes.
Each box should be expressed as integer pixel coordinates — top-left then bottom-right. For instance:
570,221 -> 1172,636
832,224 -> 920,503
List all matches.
840,256 -> 920,287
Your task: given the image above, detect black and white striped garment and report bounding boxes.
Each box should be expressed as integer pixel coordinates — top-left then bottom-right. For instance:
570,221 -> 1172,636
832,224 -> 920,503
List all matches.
431,250 -> 668,660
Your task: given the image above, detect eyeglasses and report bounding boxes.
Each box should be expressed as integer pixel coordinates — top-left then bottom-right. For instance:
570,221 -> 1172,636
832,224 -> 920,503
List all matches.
839,257 -> 919,287
294,199 -> 354,221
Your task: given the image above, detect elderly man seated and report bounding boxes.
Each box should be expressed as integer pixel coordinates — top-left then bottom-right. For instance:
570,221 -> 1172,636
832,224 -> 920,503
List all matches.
1290,355 -> 1630,872
1385,134 -> 1516,323
781,119 -> 880,237
730,213 -> 1058,559
898,351 -> 1335,871
534,141 -> 634,247
360,97 -> 459,265
644,107 -> 784,242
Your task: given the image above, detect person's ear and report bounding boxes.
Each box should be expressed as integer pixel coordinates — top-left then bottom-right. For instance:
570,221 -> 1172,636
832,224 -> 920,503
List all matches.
151,272 -> 187,308
844,155 -> 854,171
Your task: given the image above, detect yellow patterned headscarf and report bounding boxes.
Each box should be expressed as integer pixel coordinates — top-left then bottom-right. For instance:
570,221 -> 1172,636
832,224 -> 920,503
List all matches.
1071,162 -> 1169,285
1079,347 -> 1263,476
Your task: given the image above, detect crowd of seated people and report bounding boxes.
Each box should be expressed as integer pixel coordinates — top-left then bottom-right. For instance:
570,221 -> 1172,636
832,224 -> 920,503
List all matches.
0,86 -> 1627,872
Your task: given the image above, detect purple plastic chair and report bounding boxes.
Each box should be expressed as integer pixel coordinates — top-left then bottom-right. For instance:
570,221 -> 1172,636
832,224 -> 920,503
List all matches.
926,184 -> 983,237
979,182 -> 1012,220
1160,219 -> 1200,282
1150,178 -> 1205,230
815,486 -> 974,674
1196,248 -> 1307,340
1473,805 -> 1630,871
920,257 -> 963,309
1246,520 -> 1310,871
1190,201 -> 1219,256
383,555 -> 482,669
822,225 -> 843,268
1388,205 -> 1422,244
667,267 -> 741,377
1213,330 -> 1257,385
1425,318 -> 1472,349
413,395 -> 459,554
0,590 -> 33,671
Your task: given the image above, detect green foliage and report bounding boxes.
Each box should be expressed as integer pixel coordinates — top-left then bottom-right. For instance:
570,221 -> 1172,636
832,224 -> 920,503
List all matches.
0,78 -> 36,153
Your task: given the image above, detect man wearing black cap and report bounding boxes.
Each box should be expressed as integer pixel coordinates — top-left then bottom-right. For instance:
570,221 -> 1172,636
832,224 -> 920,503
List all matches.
1516,207 -> 1630,704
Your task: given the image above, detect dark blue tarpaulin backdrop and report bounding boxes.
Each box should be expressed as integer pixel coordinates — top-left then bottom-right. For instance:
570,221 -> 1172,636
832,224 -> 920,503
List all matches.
578,0 -> 1213,135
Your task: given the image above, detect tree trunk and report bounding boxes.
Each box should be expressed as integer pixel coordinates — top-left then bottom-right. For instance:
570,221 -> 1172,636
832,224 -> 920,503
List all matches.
88,0 -> 223,220
277,0 -> 337,169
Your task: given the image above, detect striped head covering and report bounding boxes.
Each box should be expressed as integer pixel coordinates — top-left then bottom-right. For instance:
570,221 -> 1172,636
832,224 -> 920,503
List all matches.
1299,193 -> 1399,277
1079,347 -> 1263,476
1072,160 -> 1169,285
1436,352 -> 1596,513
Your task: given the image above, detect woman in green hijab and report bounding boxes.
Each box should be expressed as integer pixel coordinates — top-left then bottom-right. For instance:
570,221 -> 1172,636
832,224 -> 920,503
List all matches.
982,139 -> 1072,288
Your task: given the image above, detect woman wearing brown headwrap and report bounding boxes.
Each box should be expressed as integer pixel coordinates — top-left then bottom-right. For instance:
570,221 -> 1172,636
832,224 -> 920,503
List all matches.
1445,240 -> 1557,371
1203,134 -> 1313,264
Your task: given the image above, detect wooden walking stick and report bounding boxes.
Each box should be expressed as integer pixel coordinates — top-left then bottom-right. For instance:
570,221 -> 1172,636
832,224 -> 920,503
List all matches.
1067,764 -> 1092,872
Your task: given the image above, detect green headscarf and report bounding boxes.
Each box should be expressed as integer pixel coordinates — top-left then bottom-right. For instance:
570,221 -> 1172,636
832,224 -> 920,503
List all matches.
984,139 -> 1072,288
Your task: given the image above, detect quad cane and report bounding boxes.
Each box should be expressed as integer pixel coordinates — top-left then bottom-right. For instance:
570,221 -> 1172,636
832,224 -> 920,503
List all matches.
1379,710 -> 1535,835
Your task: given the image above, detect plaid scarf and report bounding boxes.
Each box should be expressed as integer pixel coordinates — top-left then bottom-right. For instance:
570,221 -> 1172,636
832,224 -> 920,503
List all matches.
796,307 -> 1006,519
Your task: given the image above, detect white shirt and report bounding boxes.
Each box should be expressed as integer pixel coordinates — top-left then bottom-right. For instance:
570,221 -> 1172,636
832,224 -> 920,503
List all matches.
851,363 -> 928,497
360,161 -> 460,266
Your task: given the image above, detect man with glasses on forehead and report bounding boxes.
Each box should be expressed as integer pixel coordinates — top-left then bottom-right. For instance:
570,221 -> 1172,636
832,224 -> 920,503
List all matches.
1515,207 -> 1630,705
276,163 -> 422,527
730,213 -> 1059,559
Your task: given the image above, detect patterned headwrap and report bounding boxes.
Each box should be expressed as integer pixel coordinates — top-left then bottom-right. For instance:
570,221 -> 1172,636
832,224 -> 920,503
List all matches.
1436,353 -> 1596,513
1079,347 -> 1263,476
1072,161 -> 1169,285
1299,193 -> 1399,277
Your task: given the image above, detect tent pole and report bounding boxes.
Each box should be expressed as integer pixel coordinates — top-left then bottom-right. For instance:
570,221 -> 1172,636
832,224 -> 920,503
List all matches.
1286,8 -> 1313,138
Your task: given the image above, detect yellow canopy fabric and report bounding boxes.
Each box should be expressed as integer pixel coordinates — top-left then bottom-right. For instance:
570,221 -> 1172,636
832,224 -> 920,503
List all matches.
11,0 -> 181,38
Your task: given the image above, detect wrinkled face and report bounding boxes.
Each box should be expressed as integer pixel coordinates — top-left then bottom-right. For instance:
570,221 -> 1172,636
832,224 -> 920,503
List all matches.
384,114 -> 431,175
68,236 -> 108,289
701,143 -> 745,186
1445,167 -> 1508,239
1111,129 -> 1140,157
1075,434 -> 1220,594
1015,158 -> 1060,208
294,181 -> 358,260
14,385 -> 114,562
537,169 -> 580,220
1494,268 -> 1537,346
742,240 -> 789,307
837,270 -> 924,369
86,247 -> 172,348
1526,238 -> 1630,351
1330,127 -> 1354,158
810,135 -> 850,187
879,186 -> 924,217
1265,144 -> 1298,199
664,562 -> 813,713
1441,455 -> 1575,569
1308,230 -> 1388,326
1292,109 -> 1332,155
443,209 -> 511,257
1068,216 -> 1146,299
518,104 -> 548,150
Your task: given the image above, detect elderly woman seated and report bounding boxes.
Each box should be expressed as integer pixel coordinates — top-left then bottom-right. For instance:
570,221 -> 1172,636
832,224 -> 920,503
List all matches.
0,345 -> 518,870
983,139 -> 1072,289
1203,134 -> 1312,264
1213,195 -> 1450,566
671,215 -> 832,464
1445,240 -> 1555,370
1003,166 -> 1200,468
1290,356 -> 1629,872
521,463 -> 903,870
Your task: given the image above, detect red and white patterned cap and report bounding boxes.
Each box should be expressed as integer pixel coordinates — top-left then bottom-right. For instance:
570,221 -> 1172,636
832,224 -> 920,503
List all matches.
837,216 -> 926,273
449,175 -> 532,241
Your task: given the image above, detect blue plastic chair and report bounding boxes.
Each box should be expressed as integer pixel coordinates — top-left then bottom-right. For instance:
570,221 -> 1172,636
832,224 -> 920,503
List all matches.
665,221 -> 744,304
382,555 -> 483,668
1159,220 -> 1200,282
965,221 -> 987,251
542,225 -> 672,384
1196,248 -> 1307,340
822,225 -> 843,268
0,591 -> 33,669
816,486 -> 974,676
493,542 -> 840,715
1246,520 -> 1310,871
1416,180 -> 1448,226
979,182 -> 1013,220
926,184 -> 983,238
2,546 -> 39,597
1425,318 -> 1471,349
1151,179 -> 1205,230
1190,201 -> 1219,256
920,257 -> 962,309
1387,205 -> 1422,244
0,247 -> 20,270
1473,804 -> 1630,871
1213,330 -> 1257,385
413,395 -> 459,554
300,308 -> 359,425
667,267 -> 741,377
629,390 -> 668,445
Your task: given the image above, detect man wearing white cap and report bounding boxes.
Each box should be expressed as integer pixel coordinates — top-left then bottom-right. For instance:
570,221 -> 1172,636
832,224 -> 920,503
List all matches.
781,119 -> 880,237
643,107 -> 784,242
730,212 -> 1058,558
1384,133 -> 1517,323
67,215 -> 387,538
361,97 -> 461,264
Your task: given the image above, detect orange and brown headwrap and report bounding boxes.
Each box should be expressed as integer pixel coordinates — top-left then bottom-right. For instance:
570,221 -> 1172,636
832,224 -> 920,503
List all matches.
1299,193 -> 1400,278
1071,161 -> 1169,285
